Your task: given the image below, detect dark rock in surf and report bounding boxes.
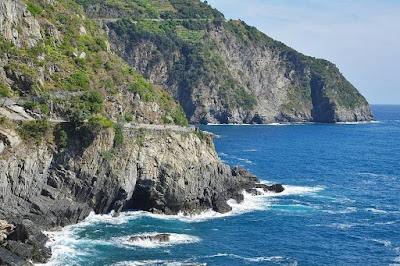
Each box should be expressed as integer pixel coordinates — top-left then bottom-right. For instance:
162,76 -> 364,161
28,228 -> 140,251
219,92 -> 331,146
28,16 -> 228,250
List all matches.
255,183 -> 285,193
129,233 -> 171,243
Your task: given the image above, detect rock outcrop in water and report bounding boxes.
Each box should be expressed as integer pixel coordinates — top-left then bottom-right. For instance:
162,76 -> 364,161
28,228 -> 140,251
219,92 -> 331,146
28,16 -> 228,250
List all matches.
129,233 -> 171,243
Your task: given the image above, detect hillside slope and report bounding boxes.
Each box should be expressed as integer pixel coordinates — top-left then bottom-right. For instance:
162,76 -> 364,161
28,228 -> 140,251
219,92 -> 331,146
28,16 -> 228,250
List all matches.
0,0 -> 273,264
80,0 -> 373,124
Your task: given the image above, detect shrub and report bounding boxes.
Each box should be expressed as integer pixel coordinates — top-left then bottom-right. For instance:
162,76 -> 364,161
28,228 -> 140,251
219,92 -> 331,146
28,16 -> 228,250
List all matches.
161,115 -> 172,124
80,90 -> 104,113
129,78 -> 155,102
88,115 -> 114,129
0,116 -> 8,125
19,119 -> 51,144
113,125 -> 123,147
23,101 -> 37,111
193,129 -> 208,141
40,104 -> 50,115
124,113 -> 133,122
54,124 -> 68,149
69,73 -> 90,90
0,83 -> 9,97
171,106 -> 188,126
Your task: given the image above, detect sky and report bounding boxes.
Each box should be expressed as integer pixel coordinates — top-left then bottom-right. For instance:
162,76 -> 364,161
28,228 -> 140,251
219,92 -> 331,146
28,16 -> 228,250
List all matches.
206,0 -> 400,104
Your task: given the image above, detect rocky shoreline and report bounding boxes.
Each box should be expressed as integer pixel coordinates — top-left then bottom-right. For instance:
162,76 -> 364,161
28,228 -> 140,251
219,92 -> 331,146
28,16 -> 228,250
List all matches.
0,126 -> 284,265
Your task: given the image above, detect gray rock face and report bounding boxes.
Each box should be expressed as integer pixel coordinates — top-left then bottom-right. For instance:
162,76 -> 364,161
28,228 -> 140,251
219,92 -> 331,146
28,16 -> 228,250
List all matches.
0,0 -> 42,48
0,126 -> 282,263
106,20 -> 373,124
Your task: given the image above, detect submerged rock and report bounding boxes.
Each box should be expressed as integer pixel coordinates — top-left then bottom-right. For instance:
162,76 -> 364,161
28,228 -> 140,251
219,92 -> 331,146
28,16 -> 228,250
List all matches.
129,233 -> 171,243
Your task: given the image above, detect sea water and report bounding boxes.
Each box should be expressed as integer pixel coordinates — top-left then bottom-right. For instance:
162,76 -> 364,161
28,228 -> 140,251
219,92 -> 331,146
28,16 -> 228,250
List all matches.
41,105 -> 400,265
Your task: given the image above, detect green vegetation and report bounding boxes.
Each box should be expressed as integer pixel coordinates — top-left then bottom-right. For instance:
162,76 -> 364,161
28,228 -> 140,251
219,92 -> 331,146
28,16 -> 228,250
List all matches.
0,82 -> 10,97
75,0 -> 223,20
26,2 -> 43,17
54,124 -> 68,149
80,90 -> 104,113
224,20 -> 285,49
23,101 -> 37,111
234,88 -> 258,110
171,105 -> 188,126
88,115 -> 114,129
309,58 -> 365,109
175,26 -> 205,43
18,119 -> 51,145
110,18 -> 261,115
100,150 -> 112,161
281,85 -> 312,113
129,77 -> 155,102
124,113 -> 133,122
161,115 -> 172,124
68,73 -> 90,90
0,116 -> 9,125
113,124 -> 123,147
193,129 -> 207,140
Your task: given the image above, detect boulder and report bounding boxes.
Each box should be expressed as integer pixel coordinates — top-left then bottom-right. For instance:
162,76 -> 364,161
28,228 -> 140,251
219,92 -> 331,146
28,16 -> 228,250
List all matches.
212,197 -> 232,214
129,233 -> 171,243
255,183 -> 285,193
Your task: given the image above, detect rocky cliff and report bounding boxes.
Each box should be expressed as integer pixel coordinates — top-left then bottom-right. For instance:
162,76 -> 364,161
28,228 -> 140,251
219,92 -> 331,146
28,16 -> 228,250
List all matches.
83,0 -> 374,124
0,0 -> 277,264
0,122 -> 267,264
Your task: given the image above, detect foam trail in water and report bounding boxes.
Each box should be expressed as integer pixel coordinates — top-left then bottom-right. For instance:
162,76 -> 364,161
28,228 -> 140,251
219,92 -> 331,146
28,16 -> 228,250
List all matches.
322,207 -> 357,214
243,149 -> 257,152
114,232 -> 200,249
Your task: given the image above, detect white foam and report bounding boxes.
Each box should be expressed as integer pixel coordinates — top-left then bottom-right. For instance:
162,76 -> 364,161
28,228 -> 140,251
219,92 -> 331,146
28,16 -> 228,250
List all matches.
358,172 -> 397,181
206,123 -> 305,126
336,121 -> 370,125
38,184 -> 322,264
113,260 -> 170,266
205,253 -> 285,262
366,208 -> 388,214
114,232 -> 200,249
265,184 -> 324,197
323,207 -> 357,214
369,238 -> 392,247
375,220 -> 399,225
243,149 -> 257,152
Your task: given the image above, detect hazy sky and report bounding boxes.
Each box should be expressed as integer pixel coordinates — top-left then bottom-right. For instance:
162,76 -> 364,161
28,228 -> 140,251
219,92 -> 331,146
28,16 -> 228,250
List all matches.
206,0 -> 400,104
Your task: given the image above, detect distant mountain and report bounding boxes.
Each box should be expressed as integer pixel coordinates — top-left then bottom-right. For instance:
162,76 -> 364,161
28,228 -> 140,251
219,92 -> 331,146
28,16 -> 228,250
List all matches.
79,0 -> 373,124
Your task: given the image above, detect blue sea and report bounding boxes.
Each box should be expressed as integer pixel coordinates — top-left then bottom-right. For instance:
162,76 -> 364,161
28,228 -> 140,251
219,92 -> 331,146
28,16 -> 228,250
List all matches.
42,105 -> 400,266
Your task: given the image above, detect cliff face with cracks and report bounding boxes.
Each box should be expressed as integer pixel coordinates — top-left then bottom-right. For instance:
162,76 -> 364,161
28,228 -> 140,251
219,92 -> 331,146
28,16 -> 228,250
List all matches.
0,125 -> 260,264
91,1 -> 374,124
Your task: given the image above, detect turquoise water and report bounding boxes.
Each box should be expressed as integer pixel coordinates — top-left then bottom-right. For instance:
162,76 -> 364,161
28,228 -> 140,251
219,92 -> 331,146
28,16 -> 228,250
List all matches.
43,105 -> 400,265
